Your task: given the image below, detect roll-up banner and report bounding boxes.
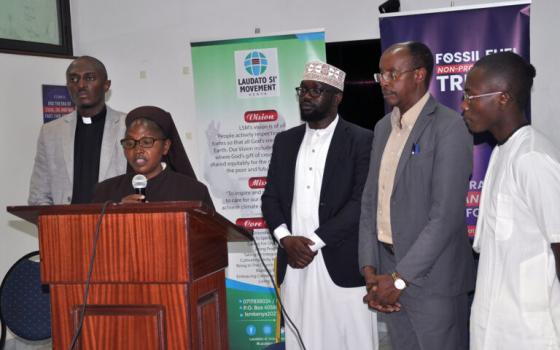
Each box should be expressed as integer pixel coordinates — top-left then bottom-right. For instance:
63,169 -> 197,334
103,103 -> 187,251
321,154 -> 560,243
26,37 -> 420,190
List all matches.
379,2 -> 530,237
191,30 -> 326,349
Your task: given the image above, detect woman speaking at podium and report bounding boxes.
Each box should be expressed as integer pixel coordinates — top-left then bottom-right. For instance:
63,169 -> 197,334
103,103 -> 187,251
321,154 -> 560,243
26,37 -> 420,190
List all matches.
92,105 -> 214,208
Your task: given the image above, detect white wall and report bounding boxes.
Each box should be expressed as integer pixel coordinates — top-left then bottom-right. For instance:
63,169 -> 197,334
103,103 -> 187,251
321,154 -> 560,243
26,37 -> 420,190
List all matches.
1,0 -> 558,319
0,54 -> 72,279
530,1 -> 560,142
401,0 -> 497,11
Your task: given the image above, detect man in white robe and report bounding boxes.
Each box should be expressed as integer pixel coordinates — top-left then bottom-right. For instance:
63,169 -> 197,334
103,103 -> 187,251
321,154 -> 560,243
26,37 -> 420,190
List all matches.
462,52 -> 560,349
262,61 -> 378,349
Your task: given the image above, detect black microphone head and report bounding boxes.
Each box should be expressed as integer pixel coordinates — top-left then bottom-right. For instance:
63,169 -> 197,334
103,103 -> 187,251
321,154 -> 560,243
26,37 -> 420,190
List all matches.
132,174 -> 147,195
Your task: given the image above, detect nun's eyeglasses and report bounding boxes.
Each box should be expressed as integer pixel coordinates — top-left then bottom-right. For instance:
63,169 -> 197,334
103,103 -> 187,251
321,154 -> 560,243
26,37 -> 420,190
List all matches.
120,137 -> 165,149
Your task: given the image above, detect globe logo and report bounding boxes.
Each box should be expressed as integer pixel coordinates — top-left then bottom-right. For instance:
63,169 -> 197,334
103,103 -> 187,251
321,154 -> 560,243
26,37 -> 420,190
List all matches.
244,51 -> 268,76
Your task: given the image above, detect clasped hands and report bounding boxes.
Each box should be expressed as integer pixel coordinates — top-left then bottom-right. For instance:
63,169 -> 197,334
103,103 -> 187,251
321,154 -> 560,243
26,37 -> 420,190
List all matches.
280,239 -> 403,313
280,236 -> 317,269
362,266 -> 402,313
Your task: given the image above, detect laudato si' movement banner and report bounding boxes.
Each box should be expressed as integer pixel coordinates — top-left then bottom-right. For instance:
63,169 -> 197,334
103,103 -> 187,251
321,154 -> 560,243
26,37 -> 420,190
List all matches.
379,2 -> 530,237
191,31 -> 326,350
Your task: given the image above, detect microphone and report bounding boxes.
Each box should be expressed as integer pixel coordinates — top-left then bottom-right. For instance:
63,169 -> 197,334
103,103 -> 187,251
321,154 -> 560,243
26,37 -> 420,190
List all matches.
132,174 -> 147,202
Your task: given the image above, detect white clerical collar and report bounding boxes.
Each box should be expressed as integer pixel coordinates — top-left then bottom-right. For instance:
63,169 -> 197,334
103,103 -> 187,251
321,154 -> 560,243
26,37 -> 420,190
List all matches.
81,117 -> 92,124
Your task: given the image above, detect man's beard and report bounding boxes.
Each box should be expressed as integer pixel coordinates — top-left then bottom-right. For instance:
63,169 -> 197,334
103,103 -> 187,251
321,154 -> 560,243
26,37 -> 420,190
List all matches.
300,106 -> 328,122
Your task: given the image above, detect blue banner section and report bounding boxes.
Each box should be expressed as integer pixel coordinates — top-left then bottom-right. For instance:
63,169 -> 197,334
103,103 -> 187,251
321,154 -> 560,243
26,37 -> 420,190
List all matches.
379,3 -> 530,236
296,32 -> 325,41
226,278 -> 275,293
380,3 -> 530,113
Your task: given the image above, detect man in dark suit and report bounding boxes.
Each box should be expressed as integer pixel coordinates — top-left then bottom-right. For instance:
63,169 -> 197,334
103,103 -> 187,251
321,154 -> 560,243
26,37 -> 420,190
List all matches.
261,61 -> 377,349
359,41 -> 474,349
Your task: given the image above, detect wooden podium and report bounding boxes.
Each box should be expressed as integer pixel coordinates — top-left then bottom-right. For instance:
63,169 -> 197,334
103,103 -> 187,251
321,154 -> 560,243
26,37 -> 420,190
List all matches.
7,201 -> 252,350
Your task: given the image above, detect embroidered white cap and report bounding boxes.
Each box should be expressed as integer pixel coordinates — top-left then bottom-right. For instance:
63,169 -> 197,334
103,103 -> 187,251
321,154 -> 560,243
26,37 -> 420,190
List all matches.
302,61 -> 346,91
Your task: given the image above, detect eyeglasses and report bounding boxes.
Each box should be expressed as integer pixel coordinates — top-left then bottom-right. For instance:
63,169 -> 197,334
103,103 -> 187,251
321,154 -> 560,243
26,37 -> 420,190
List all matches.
295,87 -> 336,98
120,137 -> 165,149
374,67 -> 420,83
462,91 -> 503,103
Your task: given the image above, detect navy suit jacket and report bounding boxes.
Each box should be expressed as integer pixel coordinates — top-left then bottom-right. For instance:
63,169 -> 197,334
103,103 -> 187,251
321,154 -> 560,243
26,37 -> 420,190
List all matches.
261,118 -> 373,288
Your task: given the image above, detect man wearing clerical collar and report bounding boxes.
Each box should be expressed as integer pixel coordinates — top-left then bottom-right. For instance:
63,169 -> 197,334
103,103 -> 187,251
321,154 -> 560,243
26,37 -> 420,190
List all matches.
28,56 -> 126,205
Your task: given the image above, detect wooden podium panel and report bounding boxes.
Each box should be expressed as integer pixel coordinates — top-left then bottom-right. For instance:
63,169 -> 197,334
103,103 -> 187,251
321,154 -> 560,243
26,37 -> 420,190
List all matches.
7,202 -> 251,350
38,211 -> 193,283
72,305 -> 166,349
189,271 -> 227,350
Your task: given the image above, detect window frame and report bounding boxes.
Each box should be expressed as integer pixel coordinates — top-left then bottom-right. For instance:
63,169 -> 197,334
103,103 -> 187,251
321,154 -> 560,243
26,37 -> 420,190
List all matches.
0,0 -> 73,57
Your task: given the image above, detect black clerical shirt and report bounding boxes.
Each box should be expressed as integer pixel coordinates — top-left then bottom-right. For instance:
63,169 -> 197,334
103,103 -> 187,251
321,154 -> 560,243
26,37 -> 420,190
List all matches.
71,107 -> 106,204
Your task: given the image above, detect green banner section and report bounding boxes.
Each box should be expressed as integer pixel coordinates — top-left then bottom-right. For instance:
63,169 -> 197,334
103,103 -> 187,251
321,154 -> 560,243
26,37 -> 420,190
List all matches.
226,279 -> 279,349
191,31 -> 325,350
